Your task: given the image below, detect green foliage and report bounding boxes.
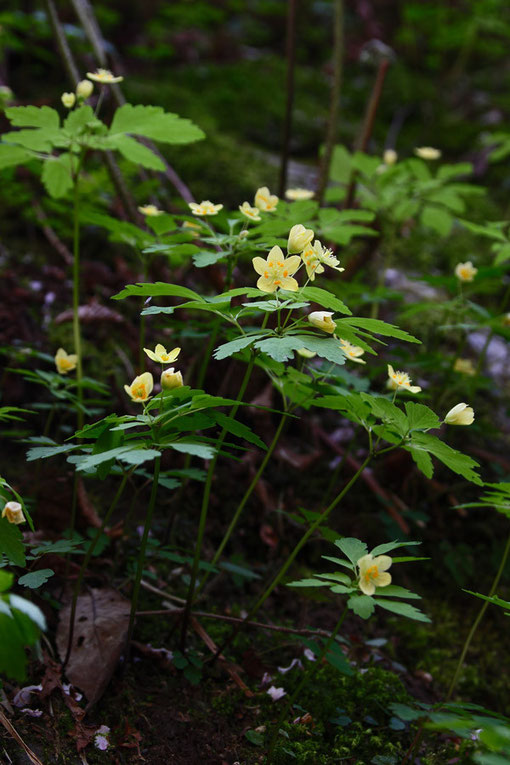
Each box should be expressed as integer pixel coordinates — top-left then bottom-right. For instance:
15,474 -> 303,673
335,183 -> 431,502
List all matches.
0,570 -> 46,681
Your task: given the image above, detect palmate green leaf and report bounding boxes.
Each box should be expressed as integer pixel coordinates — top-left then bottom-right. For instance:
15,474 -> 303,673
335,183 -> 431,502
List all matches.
112,281 -> 202,301
334,538 -> 368,565
63,104 -> 95,134
18,569 -> 54,589
0,518 -> 25,566
360,394 -> 408,436
213,333 -> 267,360
109,104 -> 205,144
404,402 -> 440,431
26,443 -> 77,462
3,128 -> 60,152
348,594 -> 375,619
208,411 -> 267,450
0,144 -> 33,169
370,541 -> 422,556
408,446 -> 434,478
108,134 -> 166,171
41,153 -> 74,198
169,441 -> 215,459
373,585 -> 421,600
74,445 -> 160,471
374,598 -> 430,622
420,205 -> 453,236
299,286 -> 351,316
0,571 -> 13,593
410,431 -> 482,485
291,335 -> 347,365
338,317 -> 420,344
313,393 -> 372,427
255,336 -> 302,362
5,105 -> 60,130
287,578 -> 331,587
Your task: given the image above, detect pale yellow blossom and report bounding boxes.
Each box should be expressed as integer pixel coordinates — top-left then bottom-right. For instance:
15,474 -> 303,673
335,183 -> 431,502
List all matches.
238,202 -> 261,222
143,344 -> 181,364
285,188 -> 315,201
161,368 -> 184,390
383,149 -> 398,165
138,204 -> 163,217
357,553 -> 392,596
444,403 -> 475,426
296,348 -> 317,359
1,501 -> 26,525
188,200 -> 223,216
124,372 -> 154,403
414,146 -> 441,160
308,311 -> 336,334
453,358 -> 476,376
252,246 -> 300,293
61,92 -> 76,108
254,186 -> 279,212
86,68 -> 123,84
339,339 -> 366,364
287,224 -> 314,254
76,79 -> 94,99
455,261 -> 477,282
55,348 -> 78,375
301,240 -> 343,280
387,364 -> 421,393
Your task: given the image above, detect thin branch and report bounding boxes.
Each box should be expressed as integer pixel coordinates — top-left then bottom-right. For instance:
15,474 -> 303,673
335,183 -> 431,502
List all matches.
0,709 -> 44,765
44,0 -> 80,85
278,0 -> 298,197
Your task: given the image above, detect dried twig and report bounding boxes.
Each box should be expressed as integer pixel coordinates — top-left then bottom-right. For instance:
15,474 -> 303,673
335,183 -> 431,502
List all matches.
0,709 -> 44,765
278,0 -> 298,196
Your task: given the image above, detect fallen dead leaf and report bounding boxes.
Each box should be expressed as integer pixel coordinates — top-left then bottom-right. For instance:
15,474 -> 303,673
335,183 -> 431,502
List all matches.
56,588 -> 130,708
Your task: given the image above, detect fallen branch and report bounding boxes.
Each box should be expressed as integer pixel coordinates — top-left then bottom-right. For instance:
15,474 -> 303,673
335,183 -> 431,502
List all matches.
0,709 -> 44,765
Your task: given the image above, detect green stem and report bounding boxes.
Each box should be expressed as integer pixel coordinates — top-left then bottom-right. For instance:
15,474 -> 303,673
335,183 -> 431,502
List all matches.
125,456 -> 161,658
197,410 -> 289,597
446,531 -> 510,701
72,176 -> 84,432
267,605 -> 348,757
180,354 -> 257,649
63,471 -> 129,668
213,453 -> 371,661
196,316 -> 221,390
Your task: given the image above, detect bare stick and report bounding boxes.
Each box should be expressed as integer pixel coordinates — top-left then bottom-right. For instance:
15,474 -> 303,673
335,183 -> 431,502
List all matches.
0,709 -> 44,765
278,0 -> 298,197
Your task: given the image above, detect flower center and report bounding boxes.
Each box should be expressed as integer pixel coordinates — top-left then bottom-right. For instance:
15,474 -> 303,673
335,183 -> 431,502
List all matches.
364,565 -> 379,582
133,384 -> 146,399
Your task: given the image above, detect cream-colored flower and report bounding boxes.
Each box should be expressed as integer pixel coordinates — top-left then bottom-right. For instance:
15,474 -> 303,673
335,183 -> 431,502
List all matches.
238,202 -> 261,222
181,220 -> 204,234
453,358 -> 476,376
254,186 -> 279,212
301,240 -> 343,280
387,364 -> 421,393
444,403 -> 475,426
308,311 -> 336,334
138,204 -> 163,217
288,223 -> 314,254
339,339 -> 366,364
161,368 -> 184,390
55,348 -> 78,375
296,348 -> 317,359
188,200 -> 223,216
61,92 -> 76,108
144,344 -> 181,364
124,372 -> 154,403
454,261 -> 477,282
285,188 -> 315,201
252,246 -> 300,293
86,68 -> 123,84
2,501 -> 26,525
383,149 -> 398,165
414,146 -> 441,160
76,79 -> 94,99
357,553 -> 392,596
503,313 -> 510,327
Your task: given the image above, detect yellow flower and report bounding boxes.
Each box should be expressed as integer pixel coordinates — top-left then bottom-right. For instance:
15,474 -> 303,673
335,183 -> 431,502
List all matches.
296,348 -> 317,359
285,188 -> 315,201
387,364 -> 421,393
55,348 -> 78,375
414,146 -> 441,160
138,204 -> 163,217
357,553 -> 392,596
252,246 -> 300,293
144,344 -> 181,364
61,92 -> 76,108
2,501 -> 26,525
182,220 -> 204,234
287,224 -> 314,254
301,240 -> 343,280
308,311 -> 336,334
238,202 -> 261,222
124,372 -> 154,403
454,261 -> 477,282
254,186 -> 279,212
188,200 -> 223,216
453,358 -> 476,376
161,368 -> 184,390
444,403 -> 475,426
86,68 -> 124,84
76,79 -> 94,99
339,339 -> 366,364
383,149 -> 398,165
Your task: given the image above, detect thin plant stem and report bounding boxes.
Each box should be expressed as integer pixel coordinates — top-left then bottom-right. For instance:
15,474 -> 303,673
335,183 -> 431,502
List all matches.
213,453 -> 371,662
72,176 -> 84,432
278,0 -> 297,197
316,0 -> 344,205
446,531 -> 510,701
125,456 -> 161,659
267,605 -> 348,757
180,354 -> 257,649
196,410 -> 290,597
63,471 -> 129,668
196,315 -> 221,390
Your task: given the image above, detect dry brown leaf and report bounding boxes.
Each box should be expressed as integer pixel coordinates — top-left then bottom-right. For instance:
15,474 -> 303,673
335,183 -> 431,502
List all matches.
260,524 -> 279,549
56,588 -> 130,708
54,301 -> 126,325
77,479 -> 102,528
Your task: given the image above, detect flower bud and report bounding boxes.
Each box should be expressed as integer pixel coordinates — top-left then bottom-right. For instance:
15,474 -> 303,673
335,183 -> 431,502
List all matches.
383,149 -> 397,165
308,311 -> 336,334
2,501 -> 26,525
287,224 -> 314,254
61,92 -> 76,108
76,79 -> 94,99
161,368 -> 183,391
444,403 -> 475,426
